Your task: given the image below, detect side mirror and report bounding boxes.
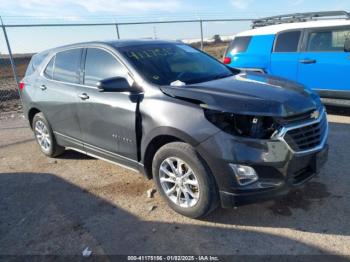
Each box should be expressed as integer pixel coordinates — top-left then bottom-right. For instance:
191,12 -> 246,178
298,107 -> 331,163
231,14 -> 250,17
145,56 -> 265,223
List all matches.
344,38 -> 350,52
97,77 -> 138,93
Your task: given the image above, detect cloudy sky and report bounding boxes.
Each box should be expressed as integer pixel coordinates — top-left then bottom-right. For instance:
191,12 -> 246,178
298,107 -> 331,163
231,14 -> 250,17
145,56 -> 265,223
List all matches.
1,0 -> 350,19
0,0 -> 349,53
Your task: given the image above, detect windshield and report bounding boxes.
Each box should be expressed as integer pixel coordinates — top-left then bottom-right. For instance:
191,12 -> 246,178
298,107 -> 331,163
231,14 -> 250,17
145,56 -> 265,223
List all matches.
119,43 -> 234,85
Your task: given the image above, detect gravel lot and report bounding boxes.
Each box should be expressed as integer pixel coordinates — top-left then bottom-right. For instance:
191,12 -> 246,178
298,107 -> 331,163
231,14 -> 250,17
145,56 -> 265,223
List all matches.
0,109 -> 350,257
0,78 -> 22,113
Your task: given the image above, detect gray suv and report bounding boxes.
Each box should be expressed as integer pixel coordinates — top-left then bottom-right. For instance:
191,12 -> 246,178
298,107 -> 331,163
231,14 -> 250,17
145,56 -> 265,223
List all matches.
20,40 -> 329,218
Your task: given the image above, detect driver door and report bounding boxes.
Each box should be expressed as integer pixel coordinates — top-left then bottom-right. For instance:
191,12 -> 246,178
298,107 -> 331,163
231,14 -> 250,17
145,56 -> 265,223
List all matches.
74,47 -> 139,165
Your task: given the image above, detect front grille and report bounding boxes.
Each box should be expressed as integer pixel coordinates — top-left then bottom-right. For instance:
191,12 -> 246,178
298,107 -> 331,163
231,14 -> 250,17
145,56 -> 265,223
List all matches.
283,113 -> 327,152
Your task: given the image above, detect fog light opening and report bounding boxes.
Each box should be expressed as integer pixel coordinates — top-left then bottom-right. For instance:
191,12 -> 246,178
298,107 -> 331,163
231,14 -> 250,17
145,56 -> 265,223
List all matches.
230,164 -> 258,186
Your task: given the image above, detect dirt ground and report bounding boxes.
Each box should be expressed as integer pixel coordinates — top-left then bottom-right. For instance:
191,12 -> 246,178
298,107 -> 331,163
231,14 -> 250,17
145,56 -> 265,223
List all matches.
0,108 -> 350,258
202,42 -> 228,60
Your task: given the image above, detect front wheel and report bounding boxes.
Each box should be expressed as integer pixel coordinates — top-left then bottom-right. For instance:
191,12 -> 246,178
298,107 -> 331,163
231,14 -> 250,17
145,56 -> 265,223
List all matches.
152,142 -> 218,218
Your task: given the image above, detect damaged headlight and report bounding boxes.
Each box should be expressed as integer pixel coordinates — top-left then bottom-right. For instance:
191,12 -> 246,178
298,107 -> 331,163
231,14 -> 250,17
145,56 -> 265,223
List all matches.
204,109 -> 278,139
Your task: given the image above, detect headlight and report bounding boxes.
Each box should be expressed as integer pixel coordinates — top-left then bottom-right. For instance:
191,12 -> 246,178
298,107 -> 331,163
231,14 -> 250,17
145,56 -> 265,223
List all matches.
204,109 -> 277,139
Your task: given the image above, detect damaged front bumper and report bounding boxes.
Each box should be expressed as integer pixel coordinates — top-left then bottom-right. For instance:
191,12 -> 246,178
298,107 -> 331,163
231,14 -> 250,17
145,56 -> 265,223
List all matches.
195,108 -> 329,208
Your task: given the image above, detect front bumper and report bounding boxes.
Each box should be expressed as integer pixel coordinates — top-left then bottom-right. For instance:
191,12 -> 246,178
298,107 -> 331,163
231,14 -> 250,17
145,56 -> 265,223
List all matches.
195,114 -> 329,208
220,145 -> 328,207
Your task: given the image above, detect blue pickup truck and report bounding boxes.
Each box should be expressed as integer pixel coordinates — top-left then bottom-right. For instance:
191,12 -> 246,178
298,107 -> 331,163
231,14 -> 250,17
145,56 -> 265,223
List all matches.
224,11 -> 350,106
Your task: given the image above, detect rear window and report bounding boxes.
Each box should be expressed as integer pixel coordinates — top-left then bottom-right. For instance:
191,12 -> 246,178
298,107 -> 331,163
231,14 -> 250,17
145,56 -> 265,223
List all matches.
53,49 -> 82,84
226,36 -> 252,55
274,31 -> 301,52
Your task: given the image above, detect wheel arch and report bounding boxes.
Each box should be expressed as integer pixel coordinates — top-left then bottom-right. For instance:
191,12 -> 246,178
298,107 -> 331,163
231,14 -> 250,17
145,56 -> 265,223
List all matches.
28,107 -> 42,129
141,127 -> 200,179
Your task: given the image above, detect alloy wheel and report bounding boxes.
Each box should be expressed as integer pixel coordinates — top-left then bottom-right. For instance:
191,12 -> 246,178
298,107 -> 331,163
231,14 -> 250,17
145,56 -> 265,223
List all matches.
34,120 -> 51,152
159,157 -> 200,208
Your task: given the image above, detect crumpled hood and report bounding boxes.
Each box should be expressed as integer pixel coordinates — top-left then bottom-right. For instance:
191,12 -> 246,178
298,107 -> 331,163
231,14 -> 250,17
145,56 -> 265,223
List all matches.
160,72 -> 321,117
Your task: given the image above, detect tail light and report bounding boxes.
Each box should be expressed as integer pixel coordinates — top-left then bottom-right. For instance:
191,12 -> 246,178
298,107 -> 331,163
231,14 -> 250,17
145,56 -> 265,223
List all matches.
223,57 -> 231,64
19,82 -> 25,90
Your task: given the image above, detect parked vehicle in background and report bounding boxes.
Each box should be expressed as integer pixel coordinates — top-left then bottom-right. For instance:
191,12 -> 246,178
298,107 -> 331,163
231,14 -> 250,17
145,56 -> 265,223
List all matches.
20,40 -> 328,218
224,11 -> 350,106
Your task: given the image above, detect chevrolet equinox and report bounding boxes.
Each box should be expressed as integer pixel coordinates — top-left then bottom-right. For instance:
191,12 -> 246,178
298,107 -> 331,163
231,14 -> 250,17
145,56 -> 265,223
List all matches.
20,40 -> 329,218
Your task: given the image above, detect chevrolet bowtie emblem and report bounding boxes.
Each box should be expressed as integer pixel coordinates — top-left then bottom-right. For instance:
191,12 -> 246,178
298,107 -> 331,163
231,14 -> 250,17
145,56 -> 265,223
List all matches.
310,110 -> 320,119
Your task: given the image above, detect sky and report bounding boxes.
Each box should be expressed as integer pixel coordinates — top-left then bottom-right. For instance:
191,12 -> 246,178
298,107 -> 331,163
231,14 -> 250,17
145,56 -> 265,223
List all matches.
0,0 -> 350,53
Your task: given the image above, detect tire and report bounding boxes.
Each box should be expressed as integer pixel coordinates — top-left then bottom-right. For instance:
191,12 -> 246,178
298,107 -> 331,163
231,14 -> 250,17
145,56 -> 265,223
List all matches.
152,142 -> 219,218
32,112 -> 65,157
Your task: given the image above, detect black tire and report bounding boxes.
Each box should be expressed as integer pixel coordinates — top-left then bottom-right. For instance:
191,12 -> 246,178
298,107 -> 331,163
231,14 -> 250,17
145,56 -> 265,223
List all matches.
32,112 -> 65,157
152,142 -> 219,218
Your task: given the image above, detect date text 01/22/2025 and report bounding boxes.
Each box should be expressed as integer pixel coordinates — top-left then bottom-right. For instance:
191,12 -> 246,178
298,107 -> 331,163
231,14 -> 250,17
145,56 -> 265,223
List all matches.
127,255 -> 220,261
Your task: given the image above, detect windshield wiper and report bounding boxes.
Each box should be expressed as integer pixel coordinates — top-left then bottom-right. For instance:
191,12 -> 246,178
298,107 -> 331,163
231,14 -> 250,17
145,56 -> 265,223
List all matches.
183,73 -> 234,85
212,73 -> 233,80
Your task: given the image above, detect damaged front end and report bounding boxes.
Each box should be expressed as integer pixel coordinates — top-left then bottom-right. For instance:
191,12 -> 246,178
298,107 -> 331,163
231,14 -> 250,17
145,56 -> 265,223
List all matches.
196,104 -> 329,207
159,73 -> 324,142
157,72 -> 328,207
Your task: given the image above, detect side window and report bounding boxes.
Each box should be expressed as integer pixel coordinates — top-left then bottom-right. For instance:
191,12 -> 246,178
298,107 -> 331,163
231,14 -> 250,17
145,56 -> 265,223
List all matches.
84,48 -> 126,86
44,56 -> 55,79
274,31 -> 301,52
226,36 -> 252,55
53,49 -> 82,84
307,28 -> 350,52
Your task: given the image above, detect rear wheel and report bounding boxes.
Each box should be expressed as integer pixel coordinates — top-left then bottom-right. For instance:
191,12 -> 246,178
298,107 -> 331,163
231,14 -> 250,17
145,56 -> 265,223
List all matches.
152,142 -> 218,218
32,112 -> 65,157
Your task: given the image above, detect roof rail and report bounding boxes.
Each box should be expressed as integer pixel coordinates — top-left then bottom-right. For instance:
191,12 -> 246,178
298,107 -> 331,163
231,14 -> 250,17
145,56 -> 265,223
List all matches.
252,11 -> 350,28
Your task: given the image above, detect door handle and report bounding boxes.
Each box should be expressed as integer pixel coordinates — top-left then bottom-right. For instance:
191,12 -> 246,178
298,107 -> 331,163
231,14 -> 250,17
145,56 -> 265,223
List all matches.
78,93 -> 89,100
299,59 -> 316,64
40,85 -> 47,91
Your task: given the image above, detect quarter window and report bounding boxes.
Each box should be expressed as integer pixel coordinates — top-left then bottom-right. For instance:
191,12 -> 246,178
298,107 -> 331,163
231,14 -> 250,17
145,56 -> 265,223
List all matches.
307,28 -> 350,52
53,49 -> 82,84
44,57 -> 54,79
274,31 -> 301,52
226,36 -> 252,55
32,52 -> 48,69
84,48 -> 126,86
25,52 -> 48,76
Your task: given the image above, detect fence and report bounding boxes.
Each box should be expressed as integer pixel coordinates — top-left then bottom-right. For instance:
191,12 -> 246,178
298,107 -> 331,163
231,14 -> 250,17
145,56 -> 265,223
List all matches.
0,17 -> 253,114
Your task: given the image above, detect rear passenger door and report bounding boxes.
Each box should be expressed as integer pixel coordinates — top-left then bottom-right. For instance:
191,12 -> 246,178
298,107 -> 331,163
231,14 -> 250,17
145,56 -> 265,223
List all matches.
75,47 -> 139,166
298,27 -> 350,97
270,30 -> 302,81
38,48 -> 83,148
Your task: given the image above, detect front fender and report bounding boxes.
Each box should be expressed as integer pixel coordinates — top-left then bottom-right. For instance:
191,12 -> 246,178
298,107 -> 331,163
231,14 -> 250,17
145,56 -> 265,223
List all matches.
141,126 -> 210,163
